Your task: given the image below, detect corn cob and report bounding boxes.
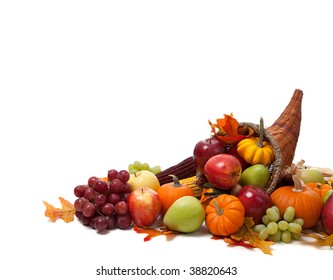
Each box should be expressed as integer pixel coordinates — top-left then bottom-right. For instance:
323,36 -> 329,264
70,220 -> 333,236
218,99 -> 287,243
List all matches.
179,176 -> 203,198
156,156 -> 197,186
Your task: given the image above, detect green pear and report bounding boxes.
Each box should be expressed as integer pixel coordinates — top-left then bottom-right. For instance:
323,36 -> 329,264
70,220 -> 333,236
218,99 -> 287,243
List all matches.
239,164 -> 271,189
163,196 -> 205,233
298,168 -> 325,184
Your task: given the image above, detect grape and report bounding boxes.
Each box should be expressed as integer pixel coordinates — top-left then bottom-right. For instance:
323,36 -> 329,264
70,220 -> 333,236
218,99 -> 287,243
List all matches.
84,187 -> 96,201
291,232 -> 302,240
288,222 -> 302,234
262,215 -> 271,225
122,183 -> 131,193
115,201 -> 128,215
121,192 -> 131,202
293,218 -> 304,226
283,206 -> 295,222
107,169 -> 118,181
94,216 -> 108,232
93,180 -> 108,194
133,161 -> 142,171
106,215 -> 116,229
101,203 -> 115,216
258,227 -> 269,240
278,220 -> 289,231
117,170 -> 130,183
269,230 -> 282,242
267,222 -> 278,235
281,230 -> 292,243
88,176 -> 99,187
116,214 -> 132,229
74,185 -> 88,197
109,179 -> 124,194
74,197 -> 89,212
253,224 -> 266,233
82,202 -> 96,218
94,193 -> 107,206
266,207 -> 280,222
141,162 -> 150,170
108,193 -> 121,204
150,165 -> 162,174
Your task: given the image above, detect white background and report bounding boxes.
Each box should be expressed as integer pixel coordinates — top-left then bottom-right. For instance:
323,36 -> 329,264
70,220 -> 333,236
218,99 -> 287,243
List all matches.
1,1 -> 332,279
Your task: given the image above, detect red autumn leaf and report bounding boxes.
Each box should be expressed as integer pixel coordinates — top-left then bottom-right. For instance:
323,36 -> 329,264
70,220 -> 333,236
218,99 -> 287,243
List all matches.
134,224 -> 178,241
209,114 -> 253,144
43,197 -> 75,223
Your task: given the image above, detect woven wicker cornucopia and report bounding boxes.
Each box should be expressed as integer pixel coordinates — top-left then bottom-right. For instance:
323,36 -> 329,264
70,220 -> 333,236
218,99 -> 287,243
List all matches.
156,89 -> 303,195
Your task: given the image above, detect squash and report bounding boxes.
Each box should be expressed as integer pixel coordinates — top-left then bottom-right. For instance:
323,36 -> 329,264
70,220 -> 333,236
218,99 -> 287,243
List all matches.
237,117 -> 274,165
157,175 -> 194,216
205,194 -> 245,236
305,182 -> 332,198
270,175 -> 323,229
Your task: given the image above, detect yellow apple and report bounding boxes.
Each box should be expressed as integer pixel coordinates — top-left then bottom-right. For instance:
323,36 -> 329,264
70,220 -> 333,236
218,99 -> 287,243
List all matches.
128,170 -> 160,192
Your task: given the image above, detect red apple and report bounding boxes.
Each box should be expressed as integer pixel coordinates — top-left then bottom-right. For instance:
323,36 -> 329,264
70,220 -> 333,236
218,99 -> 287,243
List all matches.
193,137 -> 226,174
127,187 -> 162,227
321,192 -> 333,234
227,144 -> 250,171
237,185 -> 273,224
204,154 -> 242,190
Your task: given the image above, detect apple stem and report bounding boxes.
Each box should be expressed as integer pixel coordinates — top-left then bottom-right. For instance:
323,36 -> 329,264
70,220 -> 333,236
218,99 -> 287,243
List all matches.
257,117 -> 264,148
213,200 -> 224,216
169,175 -> 182,187
292,174 -> 305,192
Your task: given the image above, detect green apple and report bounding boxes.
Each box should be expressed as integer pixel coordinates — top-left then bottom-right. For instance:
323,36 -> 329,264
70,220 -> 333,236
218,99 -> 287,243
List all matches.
163,196 -> 205,233
323,190 -> 333,204
128,170 -> 160,192
298,168 -> 325,184
239,164 -> 271,189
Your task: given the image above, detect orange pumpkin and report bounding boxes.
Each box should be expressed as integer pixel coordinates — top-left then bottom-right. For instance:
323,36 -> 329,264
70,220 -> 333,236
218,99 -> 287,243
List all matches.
205,194 -> 245,236
270,175 -> 323,229
157,175 -> 194,216
306,182 -> 332,198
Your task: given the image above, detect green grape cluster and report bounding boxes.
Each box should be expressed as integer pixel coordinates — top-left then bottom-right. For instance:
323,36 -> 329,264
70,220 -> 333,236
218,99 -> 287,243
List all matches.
128,160 -> 162,175
253,206 -> 304,243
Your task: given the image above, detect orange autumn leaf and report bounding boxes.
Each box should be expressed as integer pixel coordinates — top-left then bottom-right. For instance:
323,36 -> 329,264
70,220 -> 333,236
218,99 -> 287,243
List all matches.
43,197 -> 75,223
134,224 -> 178,242
209,114 -> 253,144
225,217 -> 274,255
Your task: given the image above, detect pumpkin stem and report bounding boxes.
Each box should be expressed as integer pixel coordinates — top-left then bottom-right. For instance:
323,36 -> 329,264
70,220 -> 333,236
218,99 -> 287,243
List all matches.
169,174 -> 182,187
257,117 -> 264,148
213,200 -> 224,216
292,174 -> 305,192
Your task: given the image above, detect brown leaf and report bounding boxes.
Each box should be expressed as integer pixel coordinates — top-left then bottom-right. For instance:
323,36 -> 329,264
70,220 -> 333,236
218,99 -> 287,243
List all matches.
229,217 -> 274,255
134,224 -> 178,242
302,231 -> 333,247
43,197 -> 75,223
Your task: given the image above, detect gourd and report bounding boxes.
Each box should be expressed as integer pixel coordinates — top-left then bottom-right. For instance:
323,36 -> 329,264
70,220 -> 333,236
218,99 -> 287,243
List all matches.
157,175 -> 194,215
205,194 -> 245,236
270,175 -> 323,229
237,117 -> 274,165
305,182 -> 332,198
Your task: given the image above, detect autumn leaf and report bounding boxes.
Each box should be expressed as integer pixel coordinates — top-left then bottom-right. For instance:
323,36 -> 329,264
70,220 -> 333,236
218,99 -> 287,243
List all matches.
199,183 -> 227,209
302,230 -> 333,247
134,224 -> 178,242
209,114 -> 254,144
43,197 -> 75,223
212,217 -> 274,255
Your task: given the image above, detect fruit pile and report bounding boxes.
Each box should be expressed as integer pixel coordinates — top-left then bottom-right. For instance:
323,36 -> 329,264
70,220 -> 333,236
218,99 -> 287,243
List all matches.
43,90 -> 333,253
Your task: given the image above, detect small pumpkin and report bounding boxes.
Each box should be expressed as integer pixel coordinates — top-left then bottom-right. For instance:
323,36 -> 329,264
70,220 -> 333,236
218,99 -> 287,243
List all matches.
157,175 -> 194,216
237,117 -> 274,165
270,175 -> 323,229
205,194 -> 245,236
306,182 -> 332,198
